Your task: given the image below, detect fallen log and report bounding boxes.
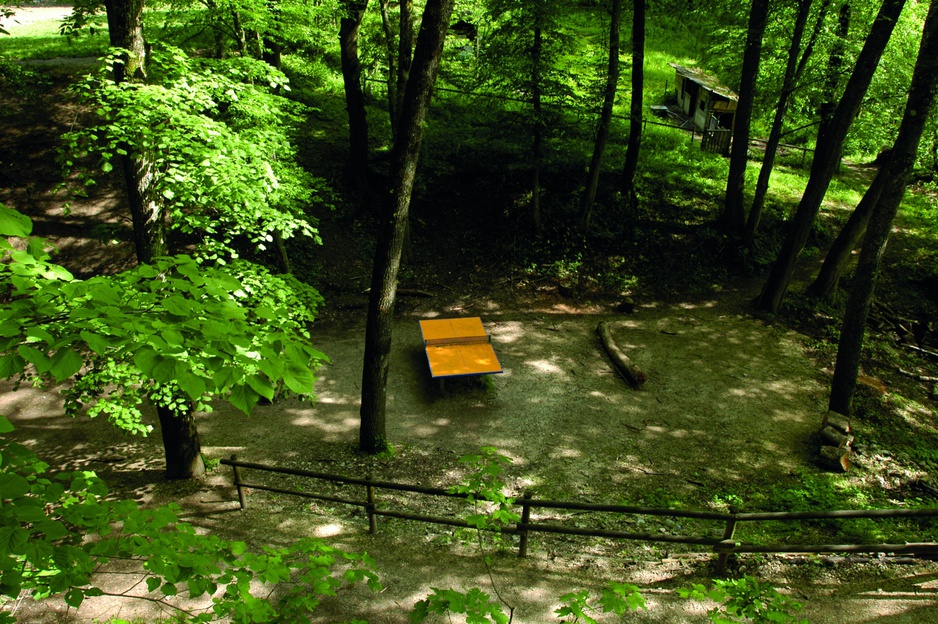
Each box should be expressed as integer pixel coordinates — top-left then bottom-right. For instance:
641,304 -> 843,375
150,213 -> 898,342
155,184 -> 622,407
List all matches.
363,287 -> 433,298
596,321 -> 647,388
819,445 -> 851,472
820,426 -> 854,449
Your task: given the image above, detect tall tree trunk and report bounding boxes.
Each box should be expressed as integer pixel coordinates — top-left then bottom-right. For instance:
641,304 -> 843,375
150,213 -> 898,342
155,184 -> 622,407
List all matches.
157,405 -> 205,479
396,0 -> 414,126
818,1 -> 851,147
122,156 -> 165,263
805,172 -> 884,299
205,0 -> 227,58
579,0 -> 622,230
104,0 -> 166,264
830,0 -> 938,415
104,0 -> 165,263
103,0 -> 146,82
105,0 -> 200,478
721,0 -> 770,236
232,10 -> 247,55
340,0 -> 371,204
745,0 -> 828,244
379,0 -> 398,134
619,0 -> 645,205
359,0 -> 455,454
755,0 -> 906,313
531,14 -> 544,233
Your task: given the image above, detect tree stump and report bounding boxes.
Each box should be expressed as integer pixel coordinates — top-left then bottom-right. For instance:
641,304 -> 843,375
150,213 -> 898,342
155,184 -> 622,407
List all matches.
596,321 -> 646,388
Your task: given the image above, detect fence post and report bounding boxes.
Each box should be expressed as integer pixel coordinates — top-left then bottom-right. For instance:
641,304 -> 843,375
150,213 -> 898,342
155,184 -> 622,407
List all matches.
690,128 -> 695,145
230,454 -> 247,511
366,476 -> 377,535
715,515 -> 738,575
518,492 -> 532,558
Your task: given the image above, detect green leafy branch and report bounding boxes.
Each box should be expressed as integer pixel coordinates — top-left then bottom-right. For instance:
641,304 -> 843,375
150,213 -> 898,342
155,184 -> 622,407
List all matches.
0,206 -> 326,433
555,583 -> 646,623
677,576 -> 808,624
0,416 -> 380,623
450,446 -> 520,530
61,45 -> 331,261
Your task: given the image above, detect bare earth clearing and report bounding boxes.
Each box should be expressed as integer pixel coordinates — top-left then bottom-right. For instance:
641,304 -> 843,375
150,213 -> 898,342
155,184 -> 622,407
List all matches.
1,12 -> 938,620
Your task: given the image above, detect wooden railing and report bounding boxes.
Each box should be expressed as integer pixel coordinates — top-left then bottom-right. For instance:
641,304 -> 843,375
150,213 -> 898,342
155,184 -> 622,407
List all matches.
221,456 -> 938,573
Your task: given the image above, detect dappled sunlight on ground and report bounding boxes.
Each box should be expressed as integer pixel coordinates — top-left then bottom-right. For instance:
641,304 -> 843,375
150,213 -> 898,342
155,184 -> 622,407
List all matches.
9,295 -> 934,623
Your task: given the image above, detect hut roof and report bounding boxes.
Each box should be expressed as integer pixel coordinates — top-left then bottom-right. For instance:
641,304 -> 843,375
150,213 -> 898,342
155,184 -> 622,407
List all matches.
669,63 -> 738,101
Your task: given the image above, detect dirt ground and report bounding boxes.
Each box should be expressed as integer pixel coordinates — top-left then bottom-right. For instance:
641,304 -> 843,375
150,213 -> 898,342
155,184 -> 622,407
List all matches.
4,284 -> 938,623
2,11 -> 938,620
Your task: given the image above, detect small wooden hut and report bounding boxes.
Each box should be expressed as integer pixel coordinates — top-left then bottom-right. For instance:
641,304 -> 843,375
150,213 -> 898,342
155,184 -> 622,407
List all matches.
669,63 -> 738,133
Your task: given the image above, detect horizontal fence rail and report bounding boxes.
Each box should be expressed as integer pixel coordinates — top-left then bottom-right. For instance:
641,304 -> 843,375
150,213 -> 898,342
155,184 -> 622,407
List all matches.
221,456 -> 938,574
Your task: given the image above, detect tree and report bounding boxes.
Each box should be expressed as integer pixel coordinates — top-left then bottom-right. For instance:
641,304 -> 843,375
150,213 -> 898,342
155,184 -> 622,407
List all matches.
531,2 -> 545,233
619,0 -> 646,204
721,0 -> 770,236
378,0 -> 398,129
102,0 -> 164,264
817,1 -> 851,147
805,172 -> 884,299
477,0 -> 568,234
744,0 -> 830,245
60,42 -> 327,479
339,0 -> 372,204
578,0 -> 622,230
0,207 -> 327,478
397,0 -> 415,126
829,0 -> 938,415
359,0 -> 456,454
755,0 -> 906,313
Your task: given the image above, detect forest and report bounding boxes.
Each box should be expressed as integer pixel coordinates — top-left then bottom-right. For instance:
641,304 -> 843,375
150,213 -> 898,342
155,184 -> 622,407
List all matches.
1,0 -> 938,621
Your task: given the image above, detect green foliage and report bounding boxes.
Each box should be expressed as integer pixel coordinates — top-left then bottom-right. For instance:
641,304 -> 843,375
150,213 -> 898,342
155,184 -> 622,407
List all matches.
678,576 -> 807,624
450,447 -> 519,529
0,10 -> 108,60
0,416 -> 380,623
555,582 -> 647,623
0,61 -> 51,99
0,206 -> 326,431
411,587 -> 510,624
62,45 -> 330,261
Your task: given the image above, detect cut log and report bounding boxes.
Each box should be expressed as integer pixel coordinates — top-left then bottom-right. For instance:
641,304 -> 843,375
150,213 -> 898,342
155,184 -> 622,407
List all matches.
596,321 -> 647,388
821,410 -> 851,435
819,445 -> 851,472
820,426 -> 854,449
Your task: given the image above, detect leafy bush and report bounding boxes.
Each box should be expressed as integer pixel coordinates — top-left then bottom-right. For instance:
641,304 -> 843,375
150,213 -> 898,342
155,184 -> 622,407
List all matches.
0,415 -> 380,623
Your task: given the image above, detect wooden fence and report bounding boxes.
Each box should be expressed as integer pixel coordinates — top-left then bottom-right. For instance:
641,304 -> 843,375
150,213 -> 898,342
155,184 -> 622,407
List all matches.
221,456 -> 938,574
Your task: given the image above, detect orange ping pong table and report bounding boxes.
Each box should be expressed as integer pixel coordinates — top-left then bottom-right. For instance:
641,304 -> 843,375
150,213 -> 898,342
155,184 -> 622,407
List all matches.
418,317 -> 503,381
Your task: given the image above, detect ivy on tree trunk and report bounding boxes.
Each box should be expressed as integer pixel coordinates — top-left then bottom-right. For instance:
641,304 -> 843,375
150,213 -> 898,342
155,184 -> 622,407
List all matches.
359,0 -> 455,454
